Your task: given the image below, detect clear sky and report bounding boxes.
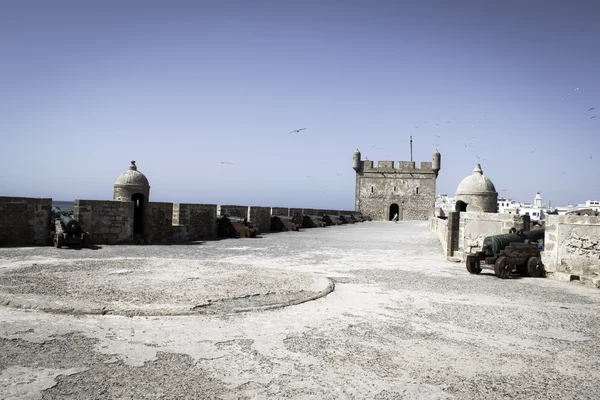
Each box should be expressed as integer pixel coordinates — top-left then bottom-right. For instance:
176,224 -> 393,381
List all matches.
1,0 -> 598,209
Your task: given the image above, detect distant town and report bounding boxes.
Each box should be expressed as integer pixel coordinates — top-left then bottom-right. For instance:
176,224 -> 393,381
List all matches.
436,192 -> 600,222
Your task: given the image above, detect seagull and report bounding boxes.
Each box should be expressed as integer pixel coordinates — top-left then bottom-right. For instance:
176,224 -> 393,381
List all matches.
575,87 -> 580,91
305,176 -> 313,178
591,116 -> 597,119
436,135 -> 441,138
289,128 -> 307,134
220,161 -> 234,165
589,107 -> 596,111
530,151 -> 535,154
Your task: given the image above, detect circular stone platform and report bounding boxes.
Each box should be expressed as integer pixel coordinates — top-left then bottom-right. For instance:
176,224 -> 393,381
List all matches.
0,258 -> 334,316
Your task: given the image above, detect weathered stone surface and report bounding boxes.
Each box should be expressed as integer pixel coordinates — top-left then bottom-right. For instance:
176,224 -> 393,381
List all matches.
270,207 -> 289,217
248,206 -> 271,233
0,196 -> 52,246
144,202 -> 174,244
543,215 -> 600,282
74,200 -> 134,245
217,205 -> 248,219
353,157 -> 438,221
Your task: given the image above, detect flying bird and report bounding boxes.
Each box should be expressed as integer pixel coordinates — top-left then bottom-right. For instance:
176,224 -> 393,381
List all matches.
436,135 -> 441,138
591,116 -> 597,119
589,107 -> 595,111
575,87 -> 580,91
289,128 -> 307,134
220,161 -> 234,165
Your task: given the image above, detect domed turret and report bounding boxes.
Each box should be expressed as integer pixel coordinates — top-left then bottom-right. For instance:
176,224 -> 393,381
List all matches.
455,164 -> 497,212
432,150 -> 441,176
353,149 -> 361,171
113,161 -> 150,202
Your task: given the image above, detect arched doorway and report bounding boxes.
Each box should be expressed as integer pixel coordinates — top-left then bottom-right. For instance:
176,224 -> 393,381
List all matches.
389,203 -> 399,221
456,201 -> 467,212
131,193 -> 145,236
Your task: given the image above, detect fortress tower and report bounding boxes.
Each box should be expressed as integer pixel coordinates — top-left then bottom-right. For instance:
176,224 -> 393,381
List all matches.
352,149 -> 441,221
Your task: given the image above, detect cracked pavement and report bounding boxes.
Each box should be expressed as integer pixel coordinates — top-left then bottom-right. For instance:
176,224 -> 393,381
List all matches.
1,221 -> 600,399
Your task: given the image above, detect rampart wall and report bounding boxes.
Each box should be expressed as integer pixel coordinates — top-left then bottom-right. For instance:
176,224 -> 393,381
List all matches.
0,196 -> 52,246
0,196 -> 364,247
430,212 -> 600,287
542,215 -> 600,287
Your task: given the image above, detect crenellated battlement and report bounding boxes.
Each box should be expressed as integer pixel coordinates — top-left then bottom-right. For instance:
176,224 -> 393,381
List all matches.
360,160 -> 434,171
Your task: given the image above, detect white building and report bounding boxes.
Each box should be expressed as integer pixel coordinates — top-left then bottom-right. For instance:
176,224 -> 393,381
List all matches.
567,200 -> 600,213
497,197 -> 521,214
534,192 -> 542,208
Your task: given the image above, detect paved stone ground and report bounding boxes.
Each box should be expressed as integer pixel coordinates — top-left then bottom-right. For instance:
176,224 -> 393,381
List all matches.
1,221 -> 599,399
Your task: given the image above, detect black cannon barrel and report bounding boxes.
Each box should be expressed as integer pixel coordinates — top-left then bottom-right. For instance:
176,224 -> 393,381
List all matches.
482,233 -> 525,257
60,214 -> 81,234
522,228 -> 545,242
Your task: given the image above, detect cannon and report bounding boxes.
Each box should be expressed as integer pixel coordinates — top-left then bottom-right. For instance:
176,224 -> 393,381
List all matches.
352,213 -> 365,222
339,215 -> 356,224
302,215 -> 326,228
322,215 -> 342,226
270,215 -> 301,232
217,215 -> 258,238
466,229 -> 545,279
51,207 -> 91,248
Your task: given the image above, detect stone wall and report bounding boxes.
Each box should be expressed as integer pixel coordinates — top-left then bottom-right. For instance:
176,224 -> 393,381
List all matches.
355,162 -> 437,221
271,207 -> 289,217
180,204 -> 218,240
429,217 -> 448,256
218,205 -> 248,219
248,206 -> 271,233
542,215 -> 600,286
458,212 -> 522,259
74,200 -> 134,245
0,196 -> 52,246
144,202 -> 174,244
289,208 -> 303,221
431,211 -> 523,261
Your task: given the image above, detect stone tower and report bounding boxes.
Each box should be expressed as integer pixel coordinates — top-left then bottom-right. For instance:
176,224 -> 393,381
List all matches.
454,164 -> 497,212
352,149 -> 441,221
113,161 -> 150,236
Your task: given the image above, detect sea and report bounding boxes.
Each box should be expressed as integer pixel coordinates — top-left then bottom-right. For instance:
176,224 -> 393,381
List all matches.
52,201 -> 74,212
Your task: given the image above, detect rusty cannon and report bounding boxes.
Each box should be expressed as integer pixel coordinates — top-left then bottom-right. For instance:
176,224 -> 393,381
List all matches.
271,215 -> 301,232
217,215 -> 258,238
322,215 -> 342,226
465,228 -> 545,279
302,215 -> 326,228
51,207 -> 92,248
352,213 -> 366,222
339,215 -> 356,224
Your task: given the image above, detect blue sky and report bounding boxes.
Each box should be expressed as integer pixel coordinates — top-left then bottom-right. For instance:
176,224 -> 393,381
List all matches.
1,0 -> 598,209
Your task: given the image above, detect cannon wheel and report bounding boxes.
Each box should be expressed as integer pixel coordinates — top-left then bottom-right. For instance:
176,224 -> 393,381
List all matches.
53,234 -> 64,249
494,256 -> 512,279
466,256 -> 482,274
526,256 -> 545,278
